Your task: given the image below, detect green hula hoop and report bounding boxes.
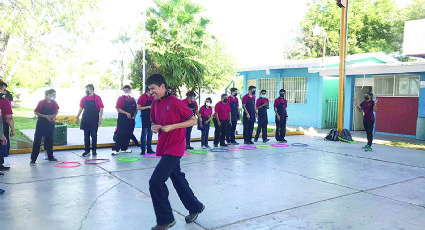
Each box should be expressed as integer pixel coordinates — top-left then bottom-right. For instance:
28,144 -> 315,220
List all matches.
117,156 -> 141,162
338,136 -> 356,143
189,149 -> 208,154
255,145 -> 275,149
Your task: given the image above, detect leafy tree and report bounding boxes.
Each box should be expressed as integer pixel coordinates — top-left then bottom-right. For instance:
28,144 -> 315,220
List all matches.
111,31 -> 132,90
130,0 -> 236,96
401,0 -> 425,21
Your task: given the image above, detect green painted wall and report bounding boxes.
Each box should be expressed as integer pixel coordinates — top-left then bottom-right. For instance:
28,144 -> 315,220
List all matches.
322,77 -> 339,128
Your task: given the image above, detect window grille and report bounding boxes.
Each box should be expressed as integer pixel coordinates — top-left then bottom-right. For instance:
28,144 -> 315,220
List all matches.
374,74 -> 419,97
280,77 -> 307,104
258,78 -> 278,103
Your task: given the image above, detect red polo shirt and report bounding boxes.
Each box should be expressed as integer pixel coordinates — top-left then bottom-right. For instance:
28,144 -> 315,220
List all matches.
137,93 -> 154,106
35,100 -> 60,123
182,98 -> 198,110
214,101 -> 231,120
151,95 -> 194,157
199,106 -> 212,117
242,94 -> 255,105
274,98 -> 287,108
0,98 -> 13,120
79,94 -> 104,111
116,96 -> 136,109
256,97 -> 269,107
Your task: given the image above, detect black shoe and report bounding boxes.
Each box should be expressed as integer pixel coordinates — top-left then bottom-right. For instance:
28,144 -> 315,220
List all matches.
47,157 -> 58,161
185,204 -> 205,223
281,139 -> 287,143
186,146 -> 194,150
92,152 -> 97,156
220,144 -> 228,147
249,141 -> 254,145
254,139 -> 258,142
0,165 -> 10,171
263,139 -> 270,143
147,149 -> 155,154
140,149 -> 146,155
231,142 -> 239,145
82,151 -> 90,157
243,142 -> 249,145
0,172 -> 4,175
30,160 -> 36,164
151,220 -> 176,230
214,144 -> 218,148
0,189 -> 5,194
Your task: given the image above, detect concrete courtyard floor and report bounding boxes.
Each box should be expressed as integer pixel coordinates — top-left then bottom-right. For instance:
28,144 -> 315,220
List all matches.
1,135 -> 425,230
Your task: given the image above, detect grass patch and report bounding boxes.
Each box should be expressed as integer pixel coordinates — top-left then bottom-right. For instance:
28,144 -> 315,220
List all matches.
383,141 -> 425,151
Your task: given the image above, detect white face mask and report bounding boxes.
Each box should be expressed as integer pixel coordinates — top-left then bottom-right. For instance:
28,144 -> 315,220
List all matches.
206,102 -> 211,106
50,96 -> 55,101
261,95 -> 266,98
123,93 -> 130,97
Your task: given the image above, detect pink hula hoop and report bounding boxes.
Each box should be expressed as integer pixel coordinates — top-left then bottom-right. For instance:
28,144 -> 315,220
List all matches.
84,159 -> 110,165
183,152 -> 190,156
239,146 -> 257,150
225,147 -> 243,151
270,144 -> 290,148
144,154 -> 161,159
54,162 -> 82,168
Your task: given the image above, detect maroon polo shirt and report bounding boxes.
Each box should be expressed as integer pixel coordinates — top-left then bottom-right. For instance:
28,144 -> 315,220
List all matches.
151,95 -> 194,157
274,98 -> 287,108
360,100 -> 375,121
79,94 -> 104,111
34,100 -> 60,123
0,98 -> 13,120
137,93 -> 154,106
199,106 -> 212,117
214,101 -> 231,120
256,97 -> 269,107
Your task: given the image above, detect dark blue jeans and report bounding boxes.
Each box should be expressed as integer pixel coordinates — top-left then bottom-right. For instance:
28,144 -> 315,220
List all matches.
84,129 -> 98,153
186,126 -> 193,147
149,154 -> 203,225
1,120 -> 10,157
201,121 -> 210,146
141,127 -> 153,150
226,119 -> 237,143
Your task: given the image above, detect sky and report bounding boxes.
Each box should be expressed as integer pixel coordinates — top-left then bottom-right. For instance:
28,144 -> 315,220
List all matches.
87,0 -> 412,69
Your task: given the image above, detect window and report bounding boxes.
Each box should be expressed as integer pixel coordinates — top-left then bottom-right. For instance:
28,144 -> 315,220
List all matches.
374,74 -> 419,97
258,78 -> 278,103
280,77 -> 307,104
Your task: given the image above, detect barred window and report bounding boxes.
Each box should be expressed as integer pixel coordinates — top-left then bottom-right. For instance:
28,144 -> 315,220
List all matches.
374,74 -> 419,97
258,78 -> 278,103
280,77 -> 307,104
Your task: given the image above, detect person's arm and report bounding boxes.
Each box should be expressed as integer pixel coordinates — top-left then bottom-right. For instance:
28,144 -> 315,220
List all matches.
216,112 -> 221,126
373,99 -> 378,112
117,108 -> 132,118
285,107 -> 288,121
161,116 -> 197,132
76,107 -> 83,124
0,115 -> 5,145
266,100 -> 270,109
99,108 -> 104,125
274,104 -> 280,121
5,115 -> 15,137
228,111 -> 232,125
242,104 -> 250,118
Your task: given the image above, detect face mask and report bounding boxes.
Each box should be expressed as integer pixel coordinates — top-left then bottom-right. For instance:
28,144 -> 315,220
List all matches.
223,99 -> 228,103
50,96 -> 55,101
233,93 -> 237,97
365,96 -> 369,100
86,90 -> 90,96
252,90 -> 256,95
206,102 -> 211,106
261,95 -> 266,98
123,93 -> 130,97
280,94 -> 285,98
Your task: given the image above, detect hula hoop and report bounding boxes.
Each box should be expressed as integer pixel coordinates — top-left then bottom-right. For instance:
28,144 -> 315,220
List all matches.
117,156 -> 141,161
183,152 -> 190,156
256,145 -> 275,149
338,136 -> 356,143
84,159 -> 110,165
270,144 -> 290,148
209,148 -> 229,152
291,143 -> 309,147
239,146 -> 257,150
54,162 -> 82,168
225,147 -> 243,151
144,154 -> 161,159
189,149 -> 208,154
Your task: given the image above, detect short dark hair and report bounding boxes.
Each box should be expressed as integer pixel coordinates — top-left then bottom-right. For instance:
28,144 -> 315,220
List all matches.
279,89 -> 286,93
45,89 -> 56,96
248,86 -> 256,91
86,84 -> 94,91
367,92 -> 373,97
5,90 -> 13,101
231,88 -> 238,92
260,89 -> 266,93
186,91 -> 196,97
123,85 -> 131,90
0,81 -> 7,88
146,73 -> 167,88
221,94 -> 228,99
204,97 -> 212,107
145,86 -> 150,92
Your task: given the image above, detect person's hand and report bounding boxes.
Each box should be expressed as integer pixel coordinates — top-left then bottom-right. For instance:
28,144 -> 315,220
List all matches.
126,112 -> 132,119
375,99 -> 378,104
217,121 -> 221,126
204,120 -> 209,125
246,113 -> 250,119
199,122 -> 203,128
152,124 -> 161,133
76,117 -> 80,124
229,121 -> 232,126
160,125 -> 173,132
98,119 -> 102,125
1,136 -> 7,145
10,129 -> 15,137
276,115 -> 280,121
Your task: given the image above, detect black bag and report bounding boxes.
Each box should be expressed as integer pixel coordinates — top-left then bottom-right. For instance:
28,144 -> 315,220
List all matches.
340,129 -> 353,141
325,129 -> 339,141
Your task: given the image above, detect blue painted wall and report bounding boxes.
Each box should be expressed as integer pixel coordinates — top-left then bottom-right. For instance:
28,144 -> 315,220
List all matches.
419,73 -> 425,118
241,68 -> 323,128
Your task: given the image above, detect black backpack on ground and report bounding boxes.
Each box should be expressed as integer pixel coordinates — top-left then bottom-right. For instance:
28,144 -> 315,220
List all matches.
340,129 -> 353,142
325,129 -> 339,141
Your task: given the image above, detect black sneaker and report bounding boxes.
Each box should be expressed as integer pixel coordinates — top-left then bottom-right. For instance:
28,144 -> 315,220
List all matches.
281,139 -> 287,143
213,144 -> 218,148
185,204 -> 205,223
151,220 -> 176,230
140,149 -> 146,155
92,152 -> 97,156
220,144 -> 228,147
249,141 -> 254,145
0,189 -> 5,194
30,160 -> 36,164
186,146 -> 194,150
82,151 -> 90,157
0,172 -> 4,175
231,142 -> 239,145
263,139 -> 270,143
0,165 -> 10,171
47,158 -> 58,161
147,149 -> 155,154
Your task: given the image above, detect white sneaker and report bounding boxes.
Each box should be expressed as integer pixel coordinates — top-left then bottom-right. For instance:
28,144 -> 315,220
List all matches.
111,151 -> 118,155
121,149 -> 132,153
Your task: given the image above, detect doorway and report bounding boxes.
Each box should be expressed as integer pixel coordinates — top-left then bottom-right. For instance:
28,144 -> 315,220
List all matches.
353,86 -> 372,130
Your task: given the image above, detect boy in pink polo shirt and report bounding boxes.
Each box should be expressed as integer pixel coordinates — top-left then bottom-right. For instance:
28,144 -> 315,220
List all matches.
147,74 -> 205,230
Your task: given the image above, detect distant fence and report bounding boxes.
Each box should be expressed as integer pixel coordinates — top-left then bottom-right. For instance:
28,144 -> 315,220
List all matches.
325,97 -> 338,128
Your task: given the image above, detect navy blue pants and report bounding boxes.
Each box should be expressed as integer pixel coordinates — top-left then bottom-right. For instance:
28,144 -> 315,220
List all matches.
255,123 -> 268,141
363,120 -> 374,146
201,122 -> 210,147
186,126 -> 193,147
84,129 -> 98,153
243,119 -> 255,143
226,119 -> 237,143
31,134 -> 54,161
1,120 -> 10,157
149,154 -> 203,225
276,116 -> 287,141
141,127 -> 153,150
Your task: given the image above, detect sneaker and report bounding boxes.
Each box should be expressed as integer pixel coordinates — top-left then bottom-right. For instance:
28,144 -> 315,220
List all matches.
30,160 -> 36,164
365,146 -> 373,152
213,144 -> 218,148
231,142 -> 239,145
0,165 -> 10,171
201,146 -> 206,149
92,152 -> 97,156
0,172 -> 4,175
205,145 -> 211,149
121,149 -> 132,153
82,151 -> 90,157
254,139 -> 258,142
47,157 -> 58,161
263,139 -> 270,143
0,189 -> 5,194
147,149 -> 155,154
249,141 -> 254,145
111,151 -> 118,156
151,220 -> 176,230
220,144 -> 228,147
140,149 -> 146,155
186,146 -> 194,150
185,204 -> 205,223
280,139 -> 287,143
362,145 -> 369,149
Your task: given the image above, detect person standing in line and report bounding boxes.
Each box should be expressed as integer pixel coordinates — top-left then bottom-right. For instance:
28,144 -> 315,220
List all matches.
112,85 -> 137,155
213,94 -> 231,148
254,90 -> 269,143
182,91 -> 200,150
76,84 -> 104,157
147,74 -> 204,230
226,88 -> 240,145
242,86 -> 256,145
354,92 -> 378,151
0,112 -> 7,194
275,89 -> 288,143
0,81 -> 15,169
137,86 -> 155,155
30,89 -> 59,163
199,97 -> 213,149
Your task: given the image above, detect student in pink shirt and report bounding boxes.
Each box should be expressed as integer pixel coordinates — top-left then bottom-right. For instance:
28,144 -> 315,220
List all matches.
213,94 -> 231,147
137,86 -> 155,155
147,74 -> 204,229
182,91 -> 200,150
254,89 -> 270,142
199,97 -> 213,148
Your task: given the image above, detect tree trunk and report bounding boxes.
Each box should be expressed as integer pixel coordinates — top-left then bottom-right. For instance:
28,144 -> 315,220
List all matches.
0,31 -> 10,80
120,59 -> 124,90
